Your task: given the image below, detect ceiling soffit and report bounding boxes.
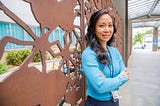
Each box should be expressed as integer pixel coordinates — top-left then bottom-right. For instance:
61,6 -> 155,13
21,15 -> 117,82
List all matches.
128,0 -> 160,28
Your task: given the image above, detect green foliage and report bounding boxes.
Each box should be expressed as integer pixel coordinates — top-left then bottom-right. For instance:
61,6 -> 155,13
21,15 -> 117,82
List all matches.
133,29 -> 156,45
32,52 -> 51,62
0,62 -> 8,74
6,49 -> 30,66
6,49 -> 42,66
32,52 -> 41,62
5,49 -> 50,67
145,30 -> 152,34
133,33 -> 145,45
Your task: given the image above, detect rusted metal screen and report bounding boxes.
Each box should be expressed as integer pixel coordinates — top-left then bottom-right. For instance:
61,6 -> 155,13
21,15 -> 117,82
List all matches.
0,0 -> 122,106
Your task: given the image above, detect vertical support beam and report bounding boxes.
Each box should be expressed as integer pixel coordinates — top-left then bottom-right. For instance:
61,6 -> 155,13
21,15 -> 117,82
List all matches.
111,0 -> 128,65
152,27 -> 158,51
125,0 -> 129,63
128,20 -> 132,58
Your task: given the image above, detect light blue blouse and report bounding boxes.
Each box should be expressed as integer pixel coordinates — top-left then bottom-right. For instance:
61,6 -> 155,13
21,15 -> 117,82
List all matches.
81,46 -> 128,101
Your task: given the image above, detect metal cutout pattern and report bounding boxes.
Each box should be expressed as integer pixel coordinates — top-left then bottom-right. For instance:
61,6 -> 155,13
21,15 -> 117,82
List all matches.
0,0 -> 122,106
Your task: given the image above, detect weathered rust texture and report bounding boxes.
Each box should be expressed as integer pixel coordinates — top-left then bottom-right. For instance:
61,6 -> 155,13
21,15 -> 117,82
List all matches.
0,0 -> 123,106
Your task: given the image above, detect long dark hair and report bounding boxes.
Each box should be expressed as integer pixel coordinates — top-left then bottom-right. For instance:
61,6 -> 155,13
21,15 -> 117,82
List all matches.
85,9 -> 117,65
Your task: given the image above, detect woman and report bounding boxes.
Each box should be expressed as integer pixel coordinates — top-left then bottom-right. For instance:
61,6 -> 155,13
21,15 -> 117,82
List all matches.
81,9 -> 130,106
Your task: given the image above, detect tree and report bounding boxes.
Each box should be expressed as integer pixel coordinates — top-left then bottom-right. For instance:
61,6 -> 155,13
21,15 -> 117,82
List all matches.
133,33 -> 145,45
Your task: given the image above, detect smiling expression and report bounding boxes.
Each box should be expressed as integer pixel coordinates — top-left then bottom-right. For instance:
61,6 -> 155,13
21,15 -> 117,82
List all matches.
95,14 -> 114,47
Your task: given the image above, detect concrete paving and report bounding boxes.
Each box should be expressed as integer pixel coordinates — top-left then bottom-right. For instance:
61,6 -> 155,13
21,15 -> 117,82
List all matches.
120,49 -> 160,106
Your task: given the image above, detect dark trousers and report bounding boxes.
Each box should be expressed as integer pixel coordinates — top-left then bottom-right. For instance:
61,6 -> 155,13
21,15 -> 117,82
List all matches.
85,96 -> 119,106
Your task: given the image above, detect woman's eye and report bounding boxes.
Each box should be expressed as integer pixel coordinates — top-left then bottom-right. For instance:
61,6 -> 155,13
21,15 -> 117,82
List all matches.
99,25 -> 104,27
109,24 -> 113,27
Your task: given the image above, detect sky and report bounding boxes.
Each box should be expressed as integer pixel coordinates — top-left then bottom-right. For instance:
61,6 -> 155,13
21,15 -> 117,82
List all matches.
0,0 -> 39,26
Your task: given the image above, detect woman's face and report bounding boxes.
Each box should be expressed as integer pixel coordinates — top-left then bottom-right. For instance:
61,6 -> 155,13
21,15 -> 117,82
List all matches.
95,14 -> 114,45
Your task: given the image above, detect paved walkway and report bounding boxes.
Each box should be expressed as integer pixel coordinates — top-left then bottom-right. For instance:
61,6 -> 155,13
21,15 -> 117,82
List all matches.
120,50 -> 160,106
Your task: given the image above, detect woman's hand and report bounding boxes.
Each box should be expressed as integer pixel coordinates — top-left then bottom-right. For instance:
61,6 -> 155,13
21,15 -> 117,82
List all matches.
99,71 -> 106,78
120,68 -> 130,80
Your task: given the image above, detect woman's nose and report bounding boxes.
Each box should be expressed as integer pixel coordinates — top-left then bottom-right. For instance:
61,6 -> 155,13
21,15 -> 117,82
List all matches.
104,26 -> 110,32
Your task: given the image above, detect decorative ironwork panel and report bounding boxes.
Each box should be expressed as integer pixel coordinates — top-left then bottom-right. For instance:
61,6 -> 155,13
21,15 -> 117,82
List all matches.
0,0 -> 123,106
